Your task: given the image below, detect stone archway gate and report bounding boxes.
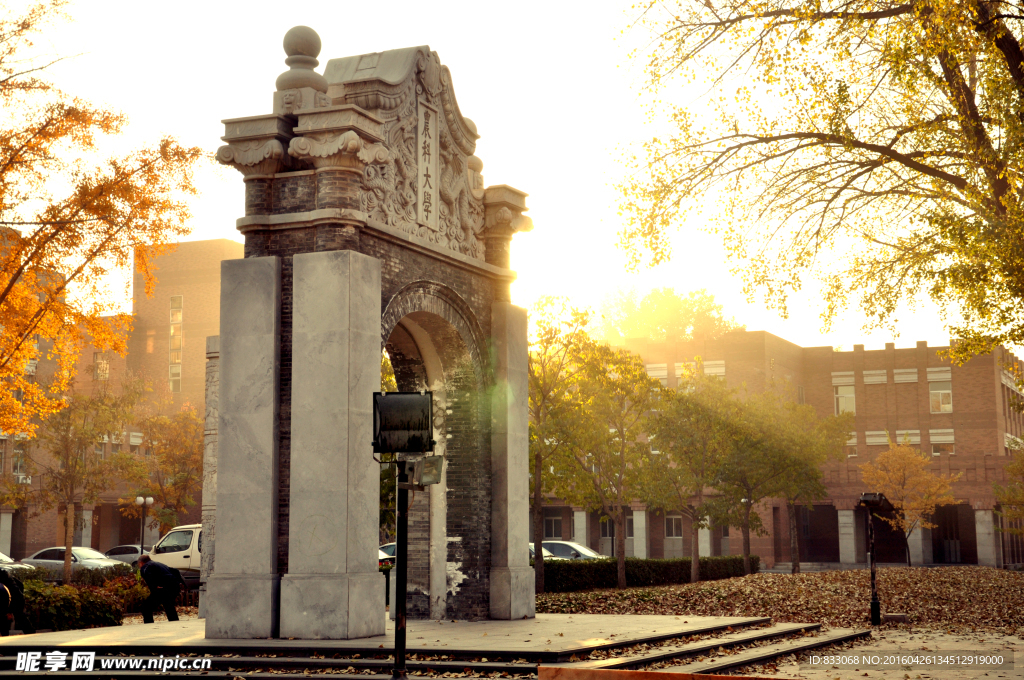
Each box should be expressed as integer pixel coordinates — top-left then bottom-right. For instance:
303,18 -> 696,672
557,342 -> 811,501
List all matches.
205,26 -> 534,640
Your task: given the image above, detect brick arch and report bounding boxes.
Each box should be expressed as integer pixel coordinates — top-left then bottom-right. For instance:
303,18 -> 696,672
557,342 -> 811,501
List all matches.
380,281 -> 489,387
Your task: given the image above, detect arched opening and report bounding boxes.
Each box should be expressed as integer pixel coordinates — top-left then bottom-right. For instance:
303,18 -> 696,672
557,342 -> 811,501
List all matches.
383,304 -> 488,621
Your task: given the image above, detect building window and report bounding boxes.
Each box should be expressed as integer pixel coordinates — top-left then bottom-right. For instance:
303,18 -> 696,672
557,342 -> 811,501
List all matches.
12,444 -> 25,475
721,524 -> 729,538
169,296 -> 182,391
930,381 -> 953,413
543,515 -> 562,539
932,443 -> 955,456
834,385 -> 855,415
626,515 -> 634,539
93,352 -> 109,381
93,443 -> 104,460
600,518 -> 615,539
666,515 -> 683,538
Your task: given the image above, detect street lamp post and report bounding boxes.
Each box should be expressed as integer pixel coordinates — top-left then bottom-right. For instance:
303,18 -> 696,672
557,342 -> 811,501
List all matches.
135,495 -> 153,566
859,492 -> 893,626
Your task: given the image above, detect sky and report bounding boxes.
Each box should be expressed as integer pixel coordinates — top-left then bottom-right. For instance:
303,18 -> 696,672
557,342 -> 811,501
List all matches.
29,0 -> 955,351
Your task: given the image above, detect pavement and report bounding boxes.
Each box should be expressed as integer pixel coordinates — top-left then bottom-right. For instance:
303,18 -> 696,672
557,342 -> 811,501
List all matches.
757,628 -> 1024,680
0,613 -> 761,655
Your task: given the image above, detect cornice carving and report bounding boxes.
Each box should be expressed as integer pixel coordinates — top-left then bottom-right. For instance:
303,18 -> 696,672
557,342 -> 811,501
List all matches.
288,130 -> 390,169
217,139 -> 292,176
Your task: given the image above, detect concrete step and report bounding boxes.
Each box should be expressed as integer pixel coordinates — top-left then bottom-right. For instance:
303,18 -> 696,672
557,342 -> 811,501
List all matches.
549,622 -> 818,671
654,627 -> 871,674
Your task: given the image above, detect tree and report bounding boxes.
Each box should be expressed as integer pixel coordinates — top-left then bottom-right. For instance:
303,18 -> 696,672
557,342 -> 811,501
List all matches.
645,364 -> 733,583
527,298 -> 592,593
775,403 -> 853,573
621,1 -> 1024,363
859,441 -> 960,566
597,288 -> 741,346
995,436 -> 1024,534
121,404 -> 203,535
1,374 -> 146,580
553,343 -> 662,589
0,0 -> 203,436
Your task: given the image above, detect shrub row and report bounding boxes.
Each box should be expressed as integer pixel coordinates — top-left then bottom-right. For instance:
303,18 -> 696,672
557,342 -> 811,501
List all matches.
542,555 -> 759,593
21,581 -> 123,631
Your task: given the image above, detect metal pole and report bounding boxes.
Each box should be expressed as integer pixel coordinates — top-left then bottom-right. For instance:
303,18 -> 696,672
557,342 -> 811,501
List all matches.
392,464 -> 408,680
867,509 -> 880,625
139,512 -> 145,566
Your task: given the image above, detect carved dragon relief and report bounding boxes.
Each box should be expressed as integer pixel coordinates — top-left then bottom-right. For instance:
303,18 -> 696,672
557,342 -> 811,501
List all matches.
356,49 -> 487,260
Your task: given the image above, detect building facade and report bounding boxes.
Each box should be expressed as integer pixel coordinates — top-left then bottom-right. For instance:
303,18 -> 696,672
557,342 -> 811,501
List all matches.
2,239 -> 241,559
532,330 -> 1024,569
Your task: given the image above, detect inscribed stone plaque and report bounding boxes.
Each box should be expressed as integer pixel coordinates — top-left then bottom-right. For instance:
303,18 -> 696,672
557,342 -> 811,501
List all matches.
417,99 -> 440,231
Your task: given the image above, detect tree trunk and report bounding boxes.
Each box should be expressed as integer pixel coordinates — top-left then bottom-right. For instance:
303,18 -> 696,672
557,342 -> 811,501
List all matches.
533,452 -> 545,594
690,514 -> 701,583
788,502 -> 800,575
63,502 -> 75,583
905,531 -> 913,567
615,509 -> 627,589
741,503 -> 752,576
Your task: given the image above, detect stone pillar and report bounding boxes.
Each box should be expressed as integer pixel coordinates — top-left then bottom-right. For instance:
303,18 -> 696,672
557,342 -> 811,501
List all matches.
698,527 -> 711,557
81,507 -> 93,548
489,301 -> 535,620
0,510 -> 12,556
633,509 -> 648,559
206,256 -> 281,640
573,510 -> 587,547
838,510 -> 856,564
907,526 -> 933,565
976,510 -> 1003,567
279,250 -> 385,639
198,336 -> 220,619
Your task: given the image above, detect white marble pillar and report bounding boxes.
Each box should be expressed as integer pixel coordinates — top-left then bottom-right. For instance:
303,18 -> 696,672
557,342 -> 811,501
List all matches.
198,336 -> 219,619
0,512 -> 12,556
206,256 -> 281,640
573,510 -> 587,547
838,510 -> 857,564
280,250 -> 385,640
489,302 -> 535,620
907,526 -> 933,565
633,510 -> 648,559
698,526 -> 711,557
80,509 -> 93,548
975,510 -> 1002,567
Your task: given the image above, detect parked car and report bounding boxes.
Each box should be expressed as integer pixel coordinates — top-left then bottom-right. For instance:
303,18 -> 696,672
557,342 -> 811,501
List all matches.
149,524 -> 201,589
380,543 -> 396,558
104,545 -> 153,568
528,543 -> 565,561
0,551 -> 35,574
378,549 -> 394,567
23,546 -> 124,573
542,540 -> 607,560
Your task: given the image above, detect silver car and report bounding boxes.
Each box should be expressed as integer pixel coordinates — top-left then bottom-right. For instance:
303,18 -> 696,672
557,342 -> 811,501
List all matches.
23,546 -> 124,572
103,545 -> 153,568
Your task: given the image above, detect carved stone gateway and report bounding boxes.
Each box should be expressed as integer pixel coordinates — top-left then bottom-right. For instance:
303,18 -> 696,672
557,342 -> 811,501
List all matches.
205,26 -> 534,640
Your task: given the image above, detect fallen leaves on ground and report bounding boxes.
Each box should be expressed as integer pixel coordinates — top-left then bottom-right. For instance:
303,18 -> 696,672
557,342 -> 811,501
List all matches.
536,567 -> 1024,633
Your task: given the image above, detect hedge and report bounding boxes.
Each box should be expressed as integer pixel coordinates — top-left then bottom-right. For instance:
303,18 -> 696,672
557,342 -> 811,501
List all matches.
22,581 -> 123,631
542,555 -> 759,593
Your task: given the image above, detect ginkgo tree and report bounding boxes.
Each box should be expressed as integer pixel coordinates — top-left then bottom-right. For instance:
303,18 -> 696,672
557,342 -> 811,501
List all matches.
0,0 -> 203,436
859,441 -> 960,566
622,1 -> 1024,364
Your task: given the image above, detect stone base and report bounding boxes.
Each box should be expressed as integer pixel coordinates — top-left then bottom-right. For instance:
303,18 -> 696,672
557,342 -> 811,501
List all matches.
489,567 -> 535,620
205,574 -> 280,639
280,572 -> 386,639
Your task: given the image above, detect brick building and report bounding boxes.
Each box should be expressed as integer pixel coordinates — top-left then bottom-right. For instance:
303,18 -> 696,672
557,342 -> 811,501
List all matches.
2,239 -> 241,559
532,330 -> 1024,569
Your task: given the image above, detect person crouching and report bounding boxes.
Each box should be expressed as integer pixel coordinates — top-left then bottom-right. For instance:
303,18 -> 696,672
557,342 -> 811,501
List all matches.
138,555 -> 184,624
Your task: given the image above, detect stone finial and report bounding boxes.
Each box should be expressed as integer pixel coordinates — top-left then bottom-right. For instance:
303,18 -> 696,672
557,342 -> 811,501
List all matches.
274,26 -> 330,115
277,26 -> 328,92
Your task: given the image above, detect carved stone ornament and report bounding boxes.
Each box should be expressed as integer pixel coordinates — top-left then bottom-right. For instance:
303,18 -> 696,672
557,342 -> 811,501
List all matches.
217,138 -> 293,176
288,130 -> 389,169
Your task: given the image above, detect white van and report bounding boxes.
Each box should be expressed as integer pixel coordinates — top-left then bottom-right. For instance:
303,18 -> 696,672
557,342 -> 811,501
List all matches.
149,523 -> 202,588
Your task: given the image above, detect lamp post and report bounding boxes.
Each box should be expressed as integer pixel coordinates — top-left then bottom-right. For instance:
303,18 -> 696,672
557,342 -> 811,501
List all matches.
135,495 -> 153,566
859,492 -> 893,626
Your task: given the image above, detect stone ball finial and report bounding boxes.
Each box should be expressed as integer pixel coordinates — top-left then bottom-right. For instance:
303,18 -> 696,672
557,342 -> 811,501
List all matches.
467,155 -> 483,173
283,26 -> 321,58
276,26 -> 328,93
